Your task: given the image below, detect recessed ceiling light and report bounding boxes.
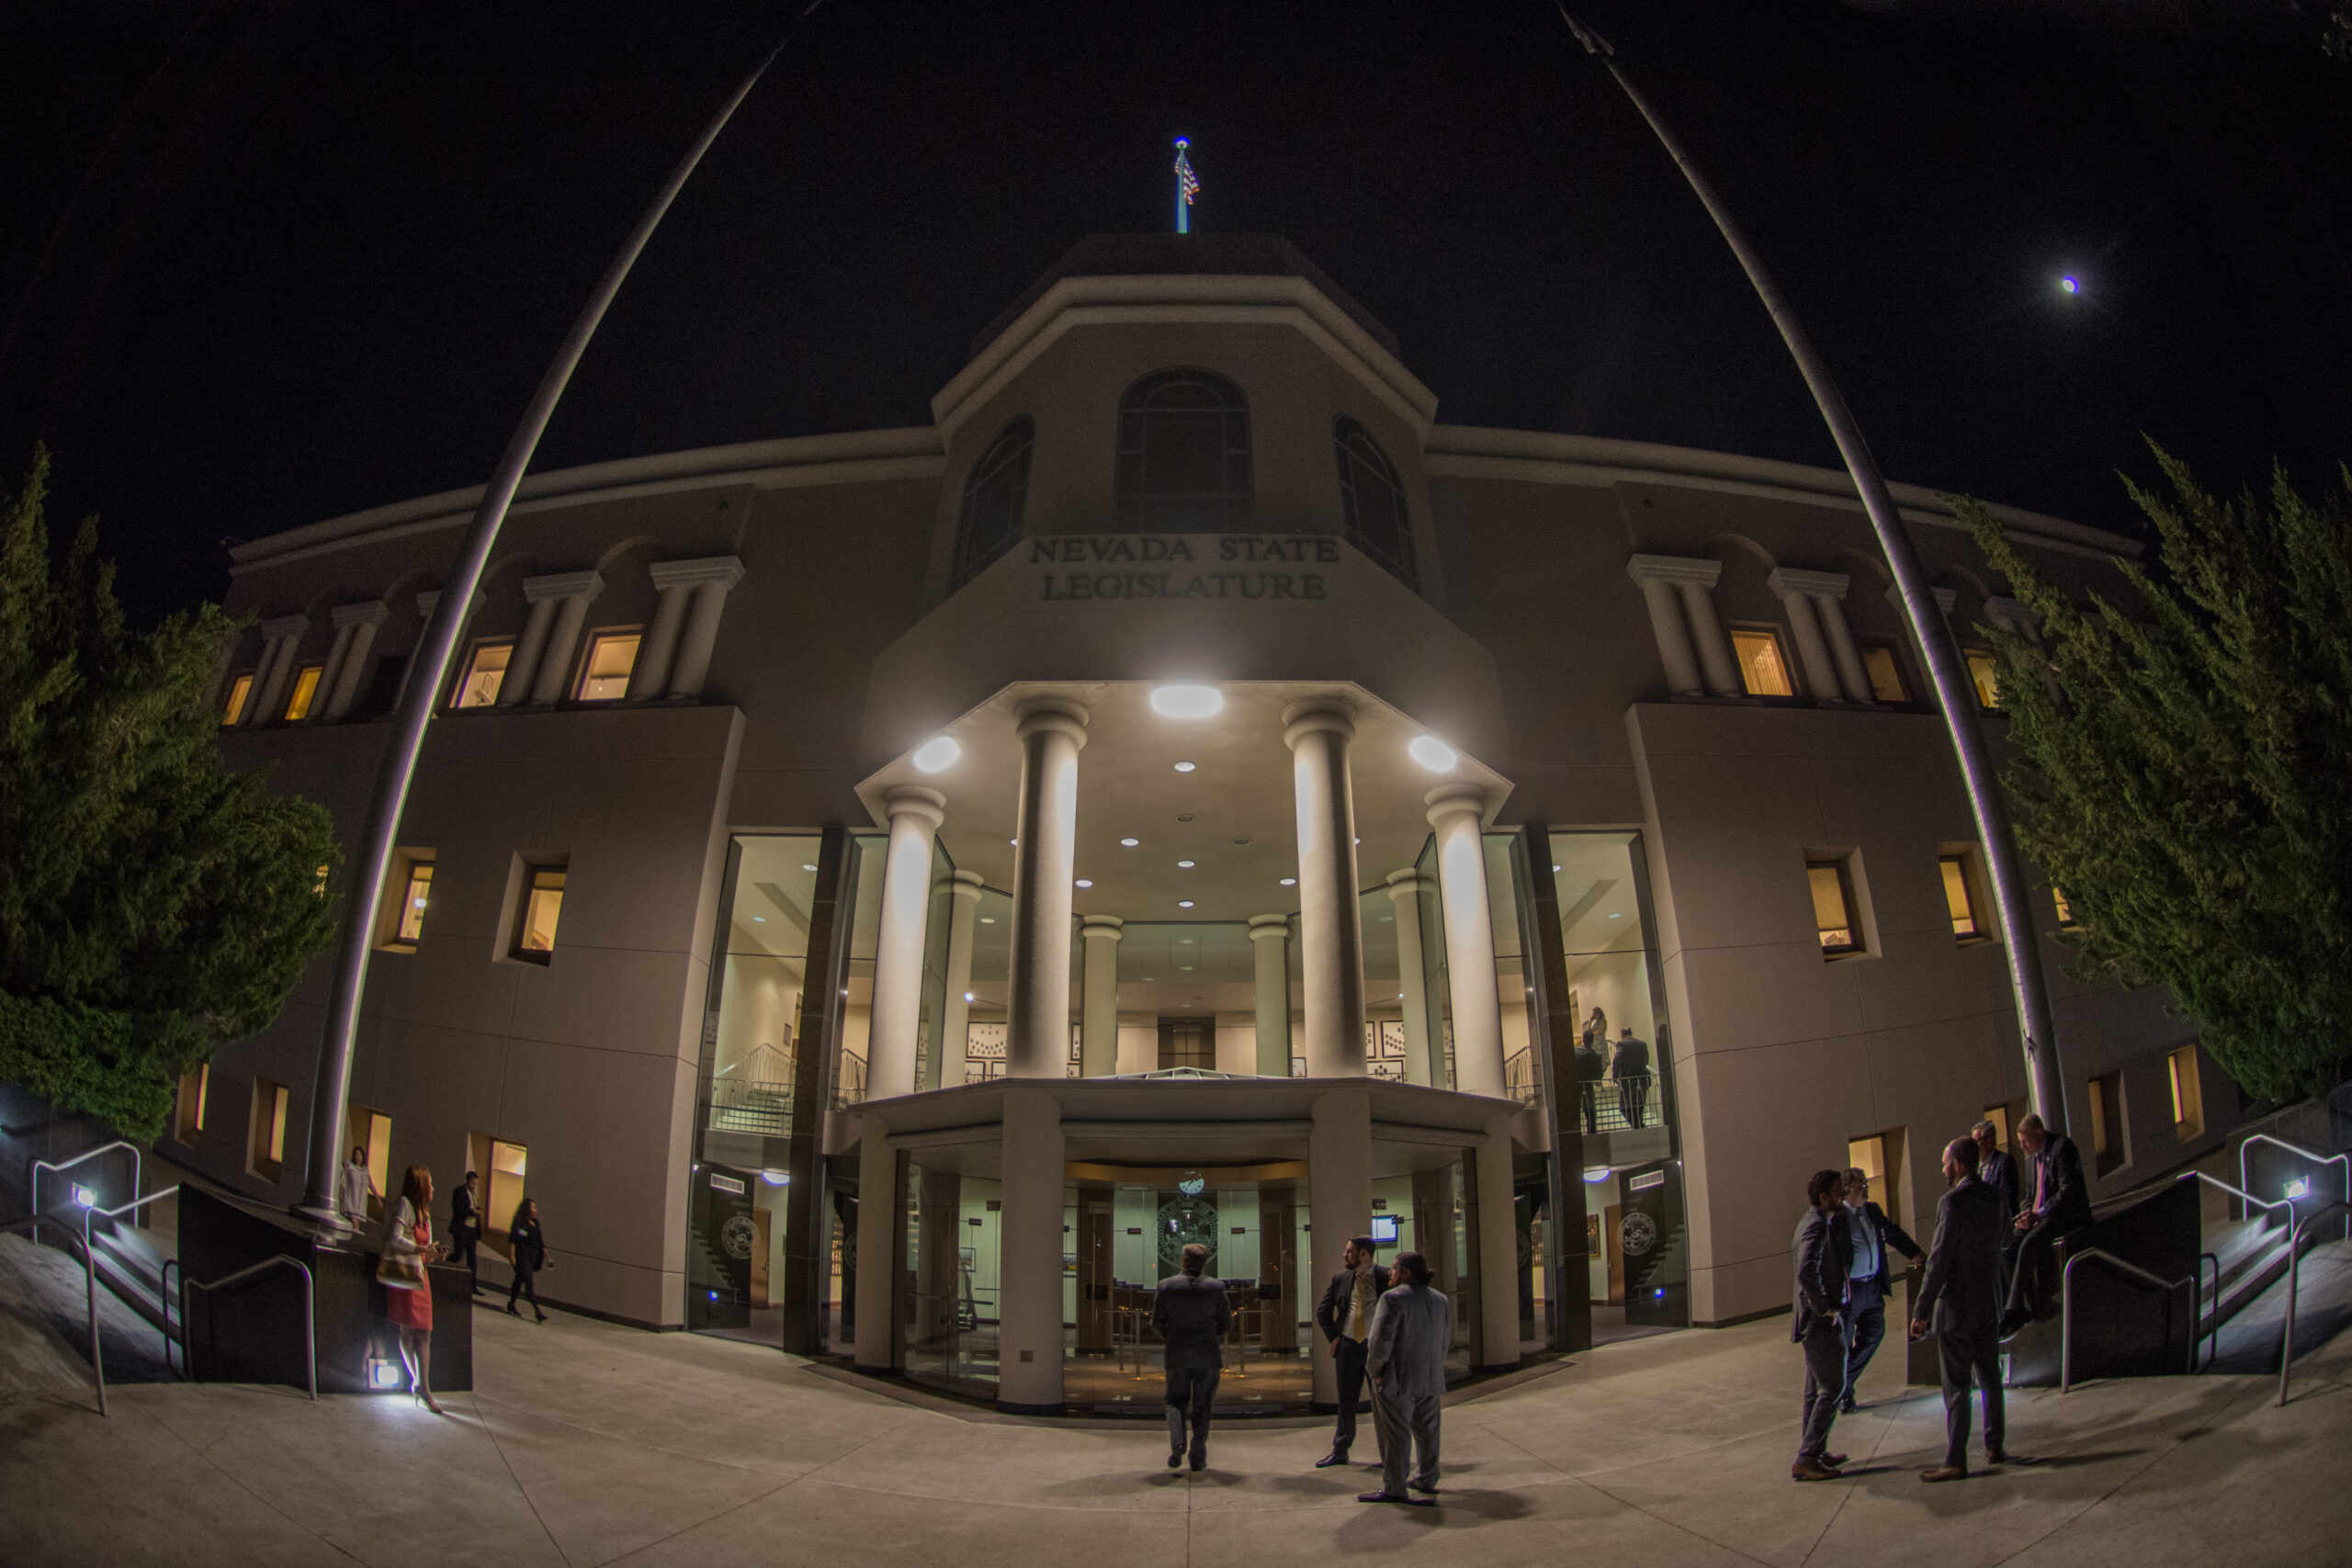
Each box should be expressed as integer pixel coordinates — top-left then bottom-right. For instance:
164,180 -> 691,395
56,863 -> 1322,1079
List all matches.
1280,877 -> 1296,886
1409,734 -> 1459,772
752,916 -> 766,923
964,991 -> 975,1001
1380,915 -> 1393,923
1180,965 -> 1193,971
1176,814 -> 1194,823
1177,859 -> 1195,869
1150,684 -> 1224,719
1609,911 -> 1623,919
1553,864 -> 1562,873
802,863 -> 818,872
980,917 -> 996,924
1143,976 -> 1155,981
1177,900 -> 1194,908
1173,761 -> 1197,773
910,735 -> 960,773
1232,838 -> 1250,846
1075,879 -> 1092,888
1120,837 -> 1140,847
1010,839 -> 1018,846
1180,938 -> 1194,944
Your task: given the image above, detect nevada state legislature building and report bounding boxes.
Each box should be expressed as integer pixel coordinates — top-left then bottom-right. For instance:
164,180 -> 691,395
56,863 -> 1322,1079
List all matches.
187,234 -> 2243,1413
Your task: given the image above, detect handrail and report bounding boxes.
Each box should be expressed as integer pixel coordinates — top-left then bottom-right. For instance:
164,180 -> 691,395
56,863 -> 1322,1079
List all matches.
79,1184 -> 180,1416
29,1140 -> 142,1246
2061,1247 -> 2200,1393
2240,1134 -> 2352,1211
2197,1251 -> 2220,1371
160,1258 -> 183,1378
180,1254 -> 319,1404
2277,1199 -> 2352,1407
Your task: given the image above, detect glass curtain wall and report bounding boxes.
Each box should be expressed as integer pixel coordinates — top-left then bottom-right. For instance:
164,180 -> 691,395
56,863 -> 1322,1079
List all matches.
1413,837 -> 1455,1089
904,1152 -> 1001,1399
833,834 -> 888,1108
1371,1157 -> 1476,1384
956,886 -> 1014,1082
1551,831 -> 1687,1333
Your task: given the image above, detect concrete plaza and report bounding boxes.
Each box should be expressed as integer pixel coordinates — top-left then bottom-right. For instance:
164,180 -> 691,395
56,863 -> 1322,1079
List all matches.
3,1249 -> 2349,1568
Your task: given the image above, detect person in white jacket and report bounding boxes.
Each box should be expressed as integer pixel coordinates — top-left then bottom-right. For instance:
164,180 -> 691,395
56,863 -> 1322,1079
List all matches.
337,1147 -> 375,1224
1360,1250 -> 1452,1506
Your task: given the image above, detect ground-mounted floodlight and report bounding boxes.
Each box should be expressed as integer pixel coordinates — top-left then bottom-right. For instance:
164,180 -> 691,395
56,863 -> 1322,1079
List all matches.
1150,684 -> 1224,718
910,736 -> 961,773
1408,735 -> 1459,772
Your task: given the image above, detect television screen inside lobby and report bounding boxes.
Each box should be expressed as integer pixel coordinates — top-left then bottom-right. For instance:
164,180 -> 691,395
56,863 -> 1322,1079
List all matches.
192,233 -> 2238,1415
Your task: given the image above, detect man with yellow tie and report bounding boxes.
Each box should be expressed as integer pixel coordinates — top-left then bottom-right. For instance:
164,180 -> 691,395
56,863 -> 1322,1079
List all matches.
1312,1235 -> 1391,1470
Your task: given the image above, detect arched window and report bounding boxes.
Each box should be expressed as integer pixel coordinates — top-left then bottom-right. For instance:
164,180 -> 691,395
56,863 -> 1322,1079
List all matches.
1333,417 -> 1416,587
952,416 -> 1034,586
1114,368 -> 1252,530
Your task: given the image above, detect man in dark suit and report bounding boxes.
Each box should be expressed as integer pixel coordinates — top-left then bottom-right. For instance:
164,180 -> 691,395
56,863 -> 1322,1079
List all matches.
2002,1112 -> 2094,1333
1791,1168 -> 1850,1482
449,1170 -> 482,1293
1611,1027 -> 1652,1129
1973,1121 -> 2019,1222
1575,1033 -> 1605,1135
1152,1242 -> 1233,1472
1838,1168 -> 1926,1414
1312,1235 -> 1390,1468
1911,1136 -> 2017,1480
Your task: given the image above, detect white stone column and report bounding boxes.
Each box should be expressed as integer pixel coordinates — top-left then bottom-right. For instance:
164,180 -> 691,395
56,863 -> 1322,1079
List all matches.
1426,785 -> 1505,1100
1386,870 -> 1437,1088
247,615 -> 310,725
1623,558 -> 1704,697
996,1088 -> 1066,1412
1283,701 -> 1367,1077
499,594 -> 560,708
1306,1087 -> 1373,1407
1812,589 -> 1874,703
1474,1109 -> 1521,1371
1678,579 -> 1742,696
1080,916 -> 1123,1077
1005,699 -> 1087,1078
1248,915 -> 1293,1077
938,870 -> 984,1089
865,786 -> 947,1100
629,582 -> 695,700
1766,568 -> 1842,702
323,602 -> 390,718
853,1112 -> 896,1371
660,556 -> 746,699
311,623 -> 356,722
1984,595 -> 2037,637
524,570 -> 605,705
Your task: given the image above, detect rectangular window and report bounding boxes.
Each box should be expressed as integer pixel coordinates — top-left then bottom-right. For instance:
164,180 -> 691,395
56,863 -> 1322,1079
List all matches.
1730,626 -> 1795,697
513,863 -> 566,961
1807,859 -> 1861,956
1846,1130 -> 1905,1233
282,663 -> 323,721
1860,641 -> 1909,703
347,1103 -> 392,1221
2168,1045 -> 2205,1141
2087,1070 -> 2128,1176
221,672 -> 254,726
1965,648 -> 2002,709
1940,853 -> 1984,941
481,1137 -> 527,1243
384,855 -> 435,948
2052,886 -> 2076,928
248,1077 -> 289,1179
453,640 -> 514,708
175,1063 -> 209,1144
575,631 -> 639,702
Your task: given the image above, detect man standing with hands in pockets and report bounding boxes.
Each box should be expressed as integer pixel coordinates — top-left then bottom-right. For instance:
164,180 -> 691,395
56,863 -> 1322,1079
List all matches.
1912,1135 -> 2018,1481
1359,1250 -> 1451,1506
1313,1235 -> 1389,1469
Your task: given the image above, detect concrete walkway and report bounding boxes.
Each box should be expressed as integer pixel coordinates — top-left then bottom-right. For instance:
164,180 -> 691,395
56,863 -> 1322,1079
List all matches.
4,1265 -> 2350,1568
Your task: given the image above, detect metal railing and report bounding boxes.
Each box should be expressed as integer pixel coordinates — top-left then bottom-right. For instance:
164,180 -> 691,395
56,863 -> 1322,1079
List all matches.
78,1184 -> 181,1416
2278,1199 -> 2352,1408
2060,1246 -> 2207,1393
2241,1134 -> 2352,1229
1568,1073 -> 1657,1134
179,1254 -> 319,1404
706,1078 -> 793,1136
834,1052 -> 867,1110
28,1140 -> 142,1246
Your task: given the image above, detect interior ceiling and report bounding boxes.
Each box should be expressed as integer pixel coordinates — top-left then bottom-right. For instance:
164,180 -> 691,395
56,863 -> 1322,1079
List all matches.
855,681 -> 1510,924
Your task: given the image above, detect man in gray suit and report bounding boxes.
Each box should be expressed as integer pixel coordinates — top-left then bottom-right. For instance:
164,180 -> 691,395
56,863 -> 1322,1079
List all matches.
1911,1136 -> 2018,1481
1791,1168 -> 1850,1482
1359,1249 -> 1451,1506
1151,1242 -> 1233,1472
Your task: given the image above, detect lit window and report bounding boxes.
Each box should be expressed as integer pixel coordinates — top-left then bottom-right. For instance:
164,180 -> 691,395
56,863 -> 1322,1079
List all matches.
1860,642 -> 1908,703
2052,886 -> 2076,928
312,863 -> 330,897
1940,853 -> 1984,941
1965,649 -> 2001,709
249,1077 -> 289,1179
2088,1071 -> 2127,1175
454,640 -> 514,708
282,663 -> 323,721
484,1138 -> 527,1241
951,417 -> 1033,586
1114,367 -> 1253,530
1807,860 -> 1861,956
221,672 -> 254,726
175,1063 -> 209,1144
514,864 -> 566,961
2167,1045 -> 2204,1140
576,632 -> 639,702
1731,627 -> 1794,697
1333,416 -> 1416,587
391,858 -> 435,946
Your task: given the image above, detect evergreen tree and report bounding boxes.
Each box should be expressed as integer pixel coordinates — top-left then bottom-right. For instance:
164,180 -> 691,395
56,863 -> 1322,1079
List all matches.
0,448 -> 339,1139
1962,448 -> 2352,1101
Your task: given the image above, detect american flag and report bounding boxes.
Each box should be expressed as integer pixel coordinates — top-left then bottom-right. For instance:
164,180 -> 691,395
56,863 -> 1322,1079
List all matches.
1174,143 -> 1200,205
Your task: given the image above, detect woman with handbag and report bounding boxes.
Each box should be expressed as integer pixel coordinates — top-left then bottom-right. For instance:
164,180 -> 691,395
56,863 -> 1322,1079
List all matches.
379,1165 -> 448,1412
506,1198 -> 551,1322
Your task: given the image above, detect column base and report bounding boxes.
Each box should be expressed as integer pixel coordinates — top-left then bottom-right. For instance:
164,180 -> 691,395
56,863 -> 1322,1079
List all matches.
994,1398 -> 1069,1417
1472,1359 -> 1523,1376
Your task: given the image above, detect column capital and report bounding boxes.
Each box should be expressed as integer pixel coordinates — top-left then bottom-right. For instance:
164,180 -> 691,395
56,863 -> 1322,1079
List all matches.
259,614 -> 311,641
1281,699 -> 1356,748
1385,868 -> 1431,899
329,600 -> 390,630
1892,583 -> 1959,615
1014,697 -> 1090,749
1766,567 -> 1850,602
1984,595 -> 2038,636
1080,915 -> 1125,939
1624,553 -> 1721,588
1248,913 -> 1292,939
650,555 -> 746,592
523,570 -> 605,604
882,784 -> 946,829
1423,783 -> 1490,828
950,868 -> 987,900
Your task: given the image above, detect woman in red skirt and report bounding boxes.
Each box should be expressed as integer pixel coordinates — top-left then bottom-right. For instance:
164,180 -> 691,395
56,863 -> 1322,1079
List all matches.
384,1166 -> 448,1413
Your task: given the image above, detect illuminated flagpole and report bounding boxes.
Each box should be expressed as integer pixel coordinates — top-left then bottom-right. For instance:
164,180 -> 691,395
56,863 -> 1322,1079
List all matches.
1174,138 -> 1200,233
1555,6 -> 2070,1133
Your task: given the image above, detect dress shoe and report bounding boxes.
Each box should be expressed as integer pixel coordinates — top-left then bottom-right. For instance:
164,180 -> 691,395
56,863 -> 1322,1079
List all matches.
1986,1449 -> 2026,1466
1408,1480 -> 1439,1495
1359,1490 -> 1431,1506
1167,1451 -> 1182,1470
1315,1450 -> 1351,1469
535,1312 -> 548,1323
505,1304 -> 520,1316
1920,1464 -> 1967,1483
1838,1398 -> 1858,1415
1792,1461 -> 1841,1482
1189,1455 -> 1205,1472
1822,1453 -> 1848,1467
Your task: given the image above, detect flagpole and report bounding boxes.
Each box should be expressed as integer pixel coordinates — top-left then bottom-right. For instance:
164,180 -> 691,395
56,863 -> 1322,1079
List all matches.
1555,6 -> 2070,1134
1175,137 -> 1192,233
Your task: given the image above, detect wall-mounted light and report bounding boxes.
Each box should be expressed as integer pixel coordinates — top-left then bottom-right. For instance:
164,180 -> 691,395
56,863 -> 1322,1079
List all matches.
1150,684 -> 1224,719
1408,735 -> 1458,772
1120,837 -> 1140,847
71,1184 -> 96,1208
1177,900 -> 1195,909
1280,877 -> 1296,887
1173,761 -> 1197,773
2286,1177 -> 2312,1201
1075,879 -> 1093,888
910,736 -> 961,773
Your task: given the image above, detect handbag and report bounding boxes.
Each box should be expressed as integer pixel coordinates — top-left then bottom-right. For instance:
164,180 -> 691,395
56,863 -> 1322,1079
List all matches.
378,1247 -> 427,1292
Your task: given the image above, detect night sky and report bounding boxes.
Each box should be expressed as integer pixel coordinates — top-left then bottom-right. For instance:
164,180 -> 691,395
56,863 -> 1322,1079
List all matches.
5,0 -> 2347,628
